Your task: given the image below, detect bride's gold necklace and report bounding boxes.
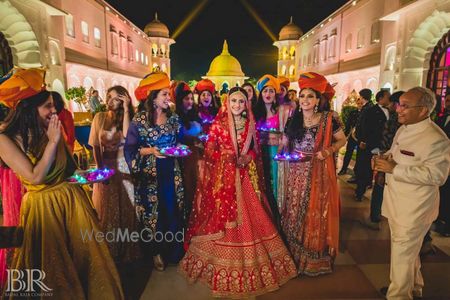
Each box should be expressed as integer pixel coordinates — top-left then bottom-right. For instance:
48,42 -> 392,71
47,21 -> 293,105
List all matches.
234,117 -> 246,131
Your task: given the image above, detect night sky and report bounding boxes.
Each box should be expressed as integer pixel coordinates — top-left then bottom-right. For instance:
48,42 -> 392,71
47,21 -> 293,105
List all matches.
105,0 -> 347,81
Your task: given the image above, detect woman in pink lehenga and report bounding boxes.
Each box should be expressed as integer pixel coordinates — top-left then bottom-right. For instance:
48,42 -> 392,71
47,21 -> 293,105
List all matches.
0,162 -> 25,287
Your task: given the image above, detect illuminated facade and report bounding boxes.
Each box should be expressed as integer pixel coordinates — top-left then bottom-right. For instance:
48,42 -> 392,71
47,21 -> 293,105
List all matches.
203,40 -> 248,93
275,0 -> 450,112
0,0 -> 175,110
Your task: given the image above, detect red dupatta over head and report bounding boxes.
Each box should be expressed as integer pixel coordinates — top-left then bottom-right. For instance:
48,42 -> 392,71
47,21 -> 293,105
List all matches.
184,87 -> 269,247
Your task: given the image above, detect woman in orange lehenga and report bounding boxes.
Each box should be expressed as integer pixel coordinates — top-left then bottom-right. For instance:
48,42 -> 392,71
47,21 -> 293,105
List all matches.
180,87 -> 296,298
280,72 -> 346,276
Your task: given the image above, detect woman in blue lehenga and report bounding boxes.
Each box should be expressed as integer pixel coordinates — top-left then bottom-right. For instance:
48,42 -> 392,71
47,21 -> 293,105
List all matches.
124,72 -> 184,271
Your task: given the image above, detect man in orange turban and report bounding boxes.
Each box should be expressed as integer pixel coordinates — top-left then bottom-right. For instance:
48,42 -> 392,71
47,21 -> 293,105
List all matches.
134,72 -> 170,101
0,68 -> 46,109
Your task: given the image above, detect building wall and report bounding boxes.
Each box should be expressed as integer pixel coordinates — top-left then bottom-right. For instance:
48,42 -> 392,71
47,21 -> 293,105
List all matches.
283,0 -> 450,111
1,0 -> 168,109
58,0 -> 152,80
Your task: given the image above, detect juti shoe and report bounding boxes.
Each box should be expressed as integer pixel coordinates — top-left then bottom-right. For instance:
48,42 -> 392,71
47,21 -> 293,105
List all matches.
153,254 -> 165,271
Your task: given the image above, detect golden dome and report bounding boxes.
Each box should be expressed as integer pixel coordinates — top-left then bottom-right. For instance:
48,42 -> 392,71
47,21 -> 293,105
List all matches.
144,13 -> 170,38
206,40 -> 245,77
279,17 -> 303,41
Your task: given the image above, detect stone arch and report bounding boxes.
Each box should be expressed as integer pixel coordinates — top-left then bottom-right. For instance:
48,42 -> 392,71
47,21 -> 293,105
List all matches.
402,10 -> 450,87
366,77 -> 378,93
68,74 -> 81,88
0,0 -> 41,67
51,79 -> 65,99
383,82 -> 393,92
96,78 -> 105,99
82,76 -> 94,90
353,79 -> 362,92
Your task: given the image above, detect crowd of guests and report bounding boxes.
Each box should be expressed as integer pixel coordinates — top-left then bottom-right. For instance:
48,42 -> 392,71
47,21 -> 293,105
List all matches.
0,67 -> 449,300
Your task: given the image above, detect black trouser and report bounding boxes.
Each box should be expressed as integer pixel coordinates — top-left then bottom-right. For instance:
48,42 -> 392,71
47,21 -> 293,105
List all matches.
341,135 -> 357,172
370,175 -> 384,222
354,147 -> 373,199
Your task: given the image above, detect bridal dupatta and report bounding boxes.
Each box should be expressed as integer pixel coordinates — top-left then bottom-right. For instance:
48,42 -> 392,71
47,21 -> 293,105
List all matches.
185,93 -> 271,246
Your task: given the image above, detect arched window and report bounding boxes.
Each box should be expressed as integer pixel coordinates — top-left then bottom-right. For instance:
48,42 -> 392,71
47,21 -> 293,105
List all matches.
94,27 -> 101,48
281,65 -> 287,75
289,65 -> 295,76
371,22 -> 380,44
152,44 -> 158,57
289,46 -> 296,58
282,46 -> 288,60
81,21 -> 89,43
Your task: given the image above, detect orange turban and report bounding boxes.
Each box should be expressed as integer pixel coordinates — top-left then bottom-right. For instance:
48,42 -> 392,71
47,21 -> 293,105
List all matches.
134,72 -> 170,101
298,72 -> 335,101
194,79 -> 215,95
0,68 -> 46,109
278,76 -> 290,89
256,74 -> 281,93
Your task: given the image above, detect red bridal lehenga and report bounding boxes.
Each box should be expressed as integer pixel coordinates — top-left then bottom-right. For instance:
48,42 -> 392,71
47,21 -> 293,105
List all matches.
179,95 -> 296,298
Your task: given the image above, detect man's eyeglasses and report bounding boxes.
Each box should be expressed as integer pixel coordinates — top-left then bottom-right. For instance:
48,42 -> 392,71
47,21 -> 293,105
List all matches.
397,104 -> 425,110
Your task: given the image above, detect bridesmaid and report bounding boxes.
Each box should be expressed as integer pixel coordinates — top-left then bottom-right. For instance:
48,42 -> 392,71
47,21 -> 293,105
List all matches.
174,81 -> 202,221
89,85 -> 141,264
194,79 -> 219,133
280,72 -> 345,276
0,68 -> 123,298
124,72 -> 185,271
242,82 -> 258,112
253,74 -> 282,215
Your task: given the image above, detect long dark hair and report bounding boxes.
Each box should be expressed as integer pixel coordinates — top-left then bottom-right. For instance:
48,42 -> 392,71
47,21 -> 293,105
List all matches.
0,90 -> 51,156
175,91 -> 198,129
285,88 -> 325,150
253,86 -> 279,122
106,85 -> 134,131
242,82 -> 257,112
51,91 -> 66,114
198,90 -> 219,116
137,89 -> 172,126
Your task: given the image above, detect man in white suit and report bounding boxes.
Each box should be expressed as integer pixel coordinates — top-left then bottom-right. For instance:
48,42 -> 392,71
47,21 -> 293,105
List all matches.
374,87 -> 450,300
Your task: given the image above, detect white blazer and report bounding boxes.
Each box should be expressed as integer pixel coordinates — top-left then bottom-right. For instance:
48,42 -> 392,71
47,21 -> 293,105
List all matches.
382,118 -> 450,227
